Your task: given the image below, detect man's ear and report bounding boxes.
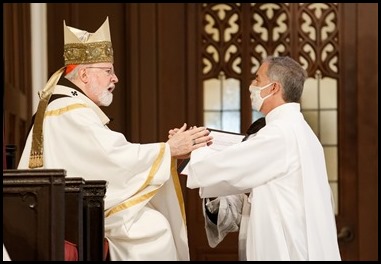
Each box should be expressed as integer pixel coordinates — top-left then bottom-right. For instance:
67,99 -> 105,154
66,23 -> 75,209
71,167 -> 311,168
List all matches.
79,67 -> 89,83
272,82 -> 281,94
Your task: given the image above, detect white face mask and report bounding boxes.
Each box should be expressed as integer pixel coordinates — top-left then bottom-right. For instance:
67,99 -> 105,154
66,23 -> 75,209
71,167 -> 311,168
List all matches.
249,82 -> 274,111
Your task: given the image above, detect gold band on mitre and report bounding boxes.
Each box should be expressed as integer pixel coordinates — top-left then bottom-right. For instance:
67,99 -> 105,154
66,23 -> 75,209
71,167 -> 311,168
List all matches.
64,41 -> 113,65
63,17 -> 113,65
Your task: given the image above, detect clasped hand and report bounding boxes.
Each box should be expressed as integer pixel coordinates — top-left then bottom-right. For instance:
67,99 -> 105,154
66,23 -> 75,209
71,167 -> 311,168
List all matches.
167,123 -> 213,159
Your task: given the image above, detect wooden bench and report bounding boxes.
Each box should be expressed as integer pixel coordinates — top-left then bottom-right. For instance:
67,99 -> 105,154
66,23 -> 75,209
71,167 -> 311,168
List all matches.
65,177 -> 108,261
3,169 -> 66,261
3,169 -> 108,261
82,180 -> 108,261
65,177 -> 86,260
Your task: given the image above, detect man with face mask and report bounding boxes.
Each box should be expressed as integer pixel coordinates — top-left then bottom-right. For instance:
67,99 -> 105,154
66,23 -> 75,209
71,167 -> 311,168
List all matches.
17,17 -> 213,261
185,56 -> 341,260
249,82 -> 275,112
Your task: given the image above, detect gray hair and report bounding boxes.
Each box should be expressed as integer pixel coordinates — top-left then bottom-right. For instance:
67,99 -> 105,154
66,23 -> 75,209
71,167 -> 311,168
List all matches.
64,64 -> 85,81
263,56 -> 307,103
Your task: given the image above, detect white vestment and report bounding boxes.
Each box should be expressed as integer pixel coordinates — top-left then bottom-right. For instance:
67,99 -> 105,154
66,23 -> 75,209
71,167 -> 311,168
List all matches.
188,103 -> 341,261
3,244 -> 11,261
18,81 -> 189,261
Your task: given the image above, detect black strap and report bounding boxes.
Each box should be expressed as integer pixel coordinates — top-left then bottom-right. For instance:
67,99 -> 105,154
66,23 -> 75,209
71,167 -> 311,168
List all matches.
242,117 -> 266,142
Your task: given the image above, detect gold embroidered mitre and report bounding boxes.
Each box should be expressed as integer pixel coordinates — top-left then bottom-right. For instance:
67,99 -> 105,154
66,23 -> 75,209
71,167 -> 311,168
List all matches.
63,16 -> 113,65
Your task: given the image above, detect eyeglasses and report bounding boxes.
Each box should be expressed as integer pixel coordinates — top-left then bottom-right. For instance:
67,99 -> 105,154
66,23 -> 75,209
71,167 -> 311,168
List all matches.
86,66 -> 115,76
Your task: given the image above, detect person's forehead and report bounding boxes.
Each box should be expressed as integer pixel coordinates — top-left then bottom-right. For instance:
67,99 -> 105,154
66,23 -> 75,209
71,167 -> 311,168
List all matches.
255,62 -> 269,79
88,62 -> 113,67
258,62 -> 269,74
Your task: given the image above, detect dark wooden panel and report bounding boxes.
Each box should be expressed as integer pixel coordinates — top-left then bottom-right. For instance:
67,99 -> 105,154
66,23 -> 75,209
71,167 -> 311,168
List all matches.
65,177 -> 85,261
3,169 -> 66,261
3,3 -> 32,165
336,4 -> 359,260
82,180 -> 107,261
356,3 -> 378,261
128,3 -> 160,143
157,3 -> 187,138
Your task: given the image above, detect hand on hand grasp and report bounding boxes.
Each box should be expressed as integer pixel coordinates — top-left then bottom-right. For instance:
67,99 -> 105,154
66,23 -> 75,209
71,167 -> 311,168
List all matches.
167,124 -> 213,159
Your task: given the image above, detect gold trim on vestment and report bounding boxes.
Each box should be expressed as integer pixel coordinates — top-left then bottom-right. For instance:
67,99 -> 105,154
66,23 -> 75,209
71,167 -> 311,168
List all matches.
136,143 -> 165,193
171,158 -> 187,225
105,189 -> 159,218
105,143 -> 166,217
44,103 -> 87,117
29,67 -> 65,168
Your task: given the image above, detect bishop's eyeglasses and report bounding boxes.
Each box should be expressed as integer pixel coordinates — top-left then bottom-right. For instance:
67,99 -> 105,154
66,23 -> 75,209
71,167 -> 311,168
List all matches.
86,66 -> 115,76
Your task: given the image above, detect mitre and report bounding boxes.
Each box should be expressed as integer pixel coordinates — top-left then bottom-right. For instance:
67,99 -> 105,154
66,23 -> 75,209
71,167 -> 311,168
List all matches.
63,16 -> 113,65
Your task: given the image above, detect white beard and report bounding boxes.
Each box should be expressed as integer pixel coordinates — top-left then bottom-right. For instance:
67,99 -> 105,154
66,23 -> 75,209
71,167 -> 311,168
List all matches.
98,90 -> 113,106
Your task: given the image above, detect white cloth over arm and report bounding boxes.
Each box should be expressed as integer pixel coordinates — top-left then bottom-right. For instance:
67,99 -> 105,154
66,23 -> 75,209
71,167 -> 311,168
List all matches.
203,194 -> 250,260
203,194 -> 247,247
